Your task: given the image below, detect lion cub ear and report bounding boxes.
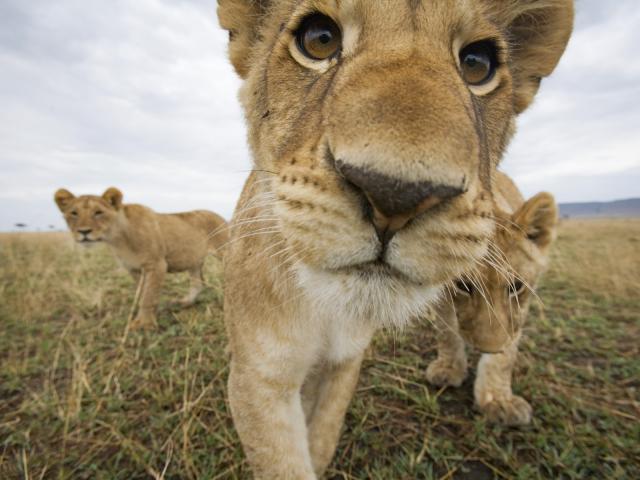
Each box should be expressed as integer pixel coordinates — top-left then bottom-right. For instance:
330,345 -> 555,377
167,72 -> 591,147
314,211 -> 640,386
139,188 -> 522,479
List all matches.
513,192 -> 558,250
489,0 -> 574,114
217,0 -> 271,78
54,188 -> 75,211
102,187 -> 123,210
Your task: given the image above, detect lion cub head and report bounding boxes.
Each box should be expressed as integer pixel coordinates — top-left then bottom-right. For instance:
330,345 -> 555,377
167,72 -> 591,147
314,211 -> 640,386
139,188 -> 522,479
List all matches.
454,193 -> 558,353
218,1 -> 572,323
54,188 -> 124,244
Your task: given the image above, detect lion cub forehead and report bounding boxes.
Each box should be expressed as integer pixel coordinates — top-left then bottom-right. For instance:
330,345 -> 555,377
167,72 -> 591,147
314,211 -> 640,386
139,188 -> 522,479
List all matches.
73,196 -> 110,209
281,0 -> 493,50
492,233 -> 544,279
288,0 -> 479,21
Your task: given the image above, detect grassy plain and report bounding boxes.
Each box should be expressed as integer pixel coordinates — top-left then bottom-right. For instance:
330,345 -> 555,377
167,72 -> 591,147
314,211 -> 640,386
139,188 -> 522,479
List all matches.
1,219 -> 639,479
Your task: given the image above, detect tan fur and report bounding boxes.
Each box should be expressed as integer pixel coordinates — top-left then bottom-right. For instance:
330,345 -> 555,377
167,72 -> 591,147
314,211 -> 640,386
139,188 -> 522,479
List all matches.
426,172 -> 558,425
218,1 -> 572,477
54,188 -> 228,329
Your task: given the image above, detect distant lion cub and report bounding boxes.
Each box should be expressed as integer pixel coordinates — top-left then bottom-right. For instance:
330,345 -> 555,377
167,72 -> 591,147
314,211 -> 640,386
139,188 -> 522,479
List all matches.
54,187 -> 228,329
426,173 -> 558,425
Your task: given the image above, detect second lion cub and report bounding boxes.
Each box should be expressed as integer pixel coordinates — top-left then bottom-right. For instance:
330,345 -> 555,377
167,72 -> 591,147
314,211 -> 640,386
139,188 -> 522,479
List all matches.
54,187 -> 228,330
426,173 -> 558,425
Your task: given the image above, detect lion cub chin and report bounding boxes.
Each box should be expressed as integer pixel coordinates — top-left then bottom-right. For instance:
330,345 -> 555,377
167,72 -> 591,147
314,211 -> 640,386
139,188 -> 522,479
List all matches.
426,173 -> 558,426
54,187 -> 228,330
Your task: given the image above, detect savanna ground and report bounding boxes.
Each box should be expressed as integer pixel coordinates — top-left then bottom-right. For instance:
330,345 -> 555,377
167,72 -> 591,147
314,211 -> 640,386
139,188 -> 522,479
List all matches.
1,219 -> 639,479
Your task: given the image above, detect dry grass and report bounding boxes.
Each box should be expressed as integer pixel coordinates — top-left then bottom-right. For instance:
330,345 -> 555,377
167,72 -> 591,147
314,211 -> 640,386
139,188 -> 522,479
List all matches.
549,219 -> 640,299
1,219 -> 639,479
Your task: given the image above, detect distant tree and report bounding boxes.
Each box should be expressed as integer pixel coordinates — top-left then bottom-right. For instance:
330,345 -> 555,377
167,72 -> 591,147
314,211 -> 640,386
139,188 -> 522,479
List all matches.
15,223 -> 27,229
49,225 -> 56,230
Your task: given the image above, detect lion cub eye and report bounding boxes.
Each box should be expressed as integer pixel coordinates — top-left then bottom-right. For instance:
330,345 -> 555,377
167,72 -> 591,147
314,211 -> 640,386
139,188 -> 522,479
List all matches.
508,280 -> 526,297
455,280 -> 474,296
94,210 -> 104,218
459,41 -> 497,86
296,14 -> 342,61
70,210 -> 78,217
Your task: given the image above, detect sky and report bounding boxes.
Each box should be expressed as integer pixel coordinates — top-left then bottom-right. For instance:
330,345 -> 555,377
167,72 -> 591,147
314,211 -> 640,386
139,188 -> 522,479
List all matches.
0,0 -> 638,231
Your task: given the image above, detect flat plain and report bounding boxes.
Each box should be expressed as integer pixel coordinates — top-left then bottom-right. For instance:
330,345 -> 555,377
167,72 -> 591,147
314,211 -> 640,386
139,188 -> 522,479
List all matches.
1,219 -> 639,479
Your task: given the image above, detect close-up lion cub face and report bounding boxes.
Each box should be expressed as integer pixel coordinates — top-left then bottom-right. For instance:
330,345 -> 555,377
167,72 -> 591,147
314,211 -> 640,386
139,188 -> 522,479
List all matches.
54,188 -> 123,244
454,193 -> 559,353
219,0 -> 572,321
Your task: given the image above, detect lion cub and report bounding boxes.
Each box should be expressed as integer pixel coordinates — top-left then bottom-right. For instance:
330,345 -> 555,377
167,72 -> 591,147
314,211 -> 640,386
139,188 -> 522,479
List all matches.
217,0 -> 572,475
427,173 -> 558,425
54,187 -> 228,329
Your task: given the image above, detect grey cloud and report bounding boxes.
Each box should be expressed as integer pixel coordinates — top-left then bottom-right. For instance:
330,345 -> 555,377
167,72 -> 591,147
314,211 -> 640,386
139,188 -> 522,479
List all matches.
0,0 -> 638,230
0,0 -> 249,230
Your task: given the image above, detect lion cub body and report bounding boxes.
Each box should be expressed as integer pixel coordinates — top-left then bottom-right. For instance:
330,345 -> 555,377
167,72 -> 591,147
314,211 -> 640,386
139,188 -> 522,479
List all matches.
54,188 -> 227,329
427,173 -> 558,425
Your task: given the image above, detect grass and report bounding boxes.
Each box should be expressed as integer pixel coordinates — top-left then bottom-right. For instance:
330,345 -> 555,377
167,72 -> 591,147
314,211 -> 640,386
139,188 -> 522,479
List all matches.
1,220 -> 639,479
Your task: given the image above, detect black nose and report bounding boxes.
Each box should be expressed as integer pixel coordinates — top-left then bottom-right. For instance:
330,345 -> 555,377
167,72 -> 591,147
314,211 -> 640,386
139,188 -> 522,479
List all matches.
78,228 -> 92,235
335,160 -> 465,242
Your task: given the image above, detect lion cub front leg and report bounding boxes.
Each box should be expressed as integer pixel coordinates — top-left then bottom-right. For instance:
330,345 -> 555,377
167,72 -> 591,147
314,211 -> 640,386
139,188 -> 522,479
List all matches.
304,354 -> 364,477
176,266 -> 205,307
131,259 -> 167,330
426,301 -> 468,387
228,356 -> 316,479
474,337 -> 532,426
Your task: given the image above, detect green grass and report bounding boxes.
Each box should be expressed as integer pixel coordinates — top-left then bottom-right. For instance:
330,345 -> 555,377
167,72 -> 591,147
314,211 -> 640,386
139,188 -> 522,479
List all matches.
1,221 -> 639,479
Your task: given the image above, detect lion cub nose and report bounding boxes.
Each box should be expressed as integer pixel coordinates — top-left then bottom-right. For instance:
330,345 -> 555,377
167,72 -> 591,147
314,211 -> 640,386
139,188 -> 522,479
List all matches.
335,160 -> 465,244
78,228 -> 93,235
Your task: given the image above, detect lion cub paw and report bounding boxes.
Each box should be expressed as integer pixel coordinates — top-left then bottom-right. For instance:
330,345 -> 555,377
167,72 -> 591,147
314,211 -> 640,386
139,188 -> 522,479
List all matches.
130,312 -> 158,331
478,395 -> 532,426
426,359 -> 467,387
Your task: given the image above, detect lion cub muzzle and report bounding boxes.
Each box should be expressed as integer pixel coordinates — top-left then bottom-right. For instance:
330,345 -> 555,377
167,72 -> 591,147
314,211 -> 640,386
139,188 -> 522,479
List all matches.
76,228 -> 94,240
333,158 -> 466,246
325,60 -> 478,247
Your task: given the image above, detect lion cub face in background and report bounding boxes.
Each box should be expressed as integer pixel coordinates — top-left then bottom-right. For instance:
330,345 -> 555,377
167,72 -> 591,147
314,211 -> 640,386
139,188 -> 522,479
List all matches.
54,188 -> 123,245
453,193 -> 559,353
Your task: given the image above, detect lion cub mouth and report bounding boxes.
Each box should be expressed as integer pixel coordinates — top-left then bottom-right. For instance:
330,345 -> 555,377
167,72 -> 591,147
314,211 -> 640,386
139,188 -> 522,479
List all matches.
78,238 -> 101,244
339,260 -> 420,285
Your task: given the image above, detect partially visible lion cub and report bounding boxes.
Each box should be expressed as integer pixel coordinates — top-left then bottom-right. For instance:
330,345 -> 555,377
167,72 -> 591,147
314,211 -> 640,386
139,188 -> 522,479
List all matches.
426,172 -> 558,425
54,187 -> 228,329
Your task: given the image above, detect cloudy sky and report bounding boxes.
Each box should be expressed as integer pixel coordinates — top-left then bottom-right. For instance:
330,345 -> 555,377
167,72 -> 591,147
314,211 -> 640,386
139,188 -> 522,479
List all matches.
0,0 -> 638,231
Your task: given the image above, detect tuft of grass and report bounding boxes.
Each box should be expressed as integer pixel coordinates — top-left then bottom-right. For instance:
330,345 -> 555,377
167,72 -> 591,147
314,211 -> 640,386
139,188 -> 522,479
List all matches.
1,220 -> 639,479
